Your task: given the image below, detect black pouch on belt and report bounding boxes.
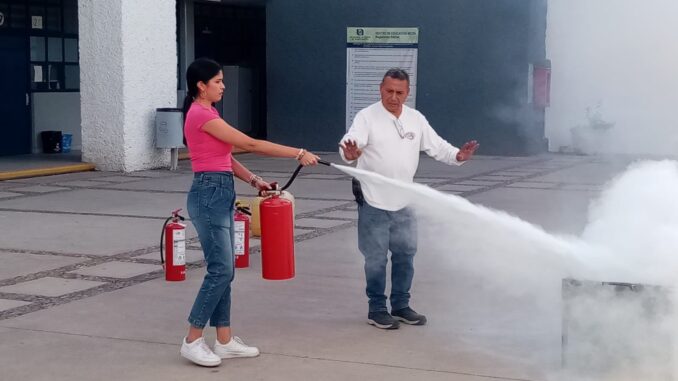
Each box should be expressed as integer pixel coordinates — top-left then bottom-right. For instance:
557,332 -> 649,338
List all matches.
352,178 -> 364,206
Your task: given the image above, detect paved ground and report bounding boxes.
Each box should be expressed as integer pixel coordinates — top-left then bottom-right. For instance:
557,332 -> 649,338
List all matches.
0,152 -> 648,380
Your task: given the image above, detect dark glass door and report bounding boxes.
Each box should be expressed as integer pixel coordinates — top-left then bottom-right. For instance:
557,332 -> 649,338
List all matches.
0,35 -> 31,155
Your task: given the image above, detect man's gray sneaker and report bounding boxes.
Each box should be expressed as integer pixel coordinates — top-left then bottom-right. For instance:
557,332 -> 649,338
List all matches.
367,311 -> 400,329
391,307 -> 427,325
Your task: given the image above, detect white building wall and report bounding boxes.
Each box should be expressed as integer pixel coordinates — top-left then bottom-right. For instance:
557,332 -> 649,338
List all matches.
79,0 -> 177,171
545,1 -> 678,155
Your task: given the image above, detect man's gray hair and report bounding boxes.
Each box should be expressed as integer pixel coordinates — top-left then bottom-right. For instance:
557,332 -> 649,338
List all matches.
382,68 -> 409,84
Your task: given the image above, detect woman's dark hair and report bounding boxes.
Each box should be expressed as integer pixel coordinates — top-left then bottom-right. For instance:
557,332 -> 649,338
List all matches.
181,58 -> 221,144
182,58 -> 222,117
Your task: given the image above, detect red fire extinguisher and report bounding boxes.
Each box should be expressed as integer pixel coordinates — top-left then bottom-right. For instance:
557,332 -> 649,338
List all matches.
260,193 -> 295,280
258,160 -> 332,280
161,209 -> 186,281
234,203 -> 251,269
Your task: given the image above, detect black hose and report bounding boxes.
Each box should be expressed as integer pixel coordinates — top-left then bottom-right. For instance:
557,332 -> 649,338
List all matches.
237,206 -> 251,216
159,216 -> 173,266
278,160 -> 333,191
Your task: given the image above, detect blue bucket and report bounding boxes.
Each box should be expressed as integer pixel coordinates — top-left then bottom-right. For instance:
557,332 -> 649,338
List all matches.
61,134 -> 72,153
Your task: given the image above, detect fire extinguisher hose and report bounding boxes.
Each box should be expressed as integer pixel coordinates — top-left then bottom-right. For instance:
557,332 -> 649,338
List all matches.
159,216 -> 173,266
277,159 -> 332,191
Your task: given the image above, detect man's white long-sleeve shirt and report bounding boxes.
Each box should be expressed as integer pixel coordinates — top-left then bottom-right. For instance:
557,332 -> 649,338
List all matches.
340,101 -> 463,211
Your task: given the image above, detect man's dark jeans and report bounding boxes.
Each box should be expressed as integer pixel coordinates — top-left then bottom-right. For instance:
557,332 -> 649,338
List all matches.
357,202 -> 417,313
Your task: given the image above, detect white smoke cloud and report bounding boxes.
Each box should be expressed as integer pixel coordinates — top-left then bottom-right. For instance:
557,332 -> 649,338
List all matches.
335,160 -> 678,380
546,0 -> 678,156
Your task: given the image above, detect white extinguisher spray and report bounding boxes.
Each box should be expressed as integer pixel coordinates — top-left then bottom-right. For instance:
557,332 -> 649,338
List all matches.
161,209 -> 186,281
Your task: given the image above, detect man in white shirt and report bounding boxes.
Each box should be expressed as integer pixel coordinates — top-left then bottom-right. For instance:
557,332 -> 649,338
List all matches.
339,68 -> 479,329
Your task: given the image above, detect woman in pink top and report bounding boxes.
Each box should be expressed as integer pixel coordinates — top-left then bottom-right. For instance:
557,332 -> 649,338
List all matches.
179,58 -> 319,367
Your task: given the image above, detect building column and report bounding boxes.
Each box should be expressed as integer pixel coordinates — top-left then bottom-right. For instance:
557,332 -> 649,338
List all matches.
79,0 -> 177,171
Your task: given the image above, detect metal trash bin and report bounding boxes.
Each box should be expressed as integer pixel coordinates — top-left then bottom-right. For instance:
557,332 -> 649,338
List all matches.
155,108 -> 184,170
562,278 -> 672,380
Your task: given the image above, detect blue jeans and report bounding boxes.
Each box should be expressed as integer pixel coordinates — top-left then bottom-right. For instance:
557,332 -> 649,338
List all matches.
186,172 -> 236,328
358,202 -> 417,313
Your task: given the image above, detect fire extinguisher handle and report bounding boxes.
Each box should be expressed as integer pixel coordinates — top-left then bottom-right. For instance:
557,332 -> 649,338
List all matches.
258,181 -> 278,197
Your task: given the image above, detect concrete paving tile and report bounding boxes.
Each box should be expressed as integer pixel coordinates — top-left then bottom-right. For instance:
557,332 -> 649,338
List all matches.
442,190 -> 465,195
316,210 -> 357,219
68,261 -> 161,278
413,177 -> 446,185
561,183 -> 603,191
2,171 -> 113,184
94,174 -> 194,192
6,185 -> 70,193
506,181 -> 558,189
125,169 -> 179,178
472,175 -> 520,181
292,199 -> 351,214
436,184 -> 486,192
528,162 -> 628,184
88,176 -> 145,183
412,159 -> 519,179
0,299 -> 31,311
294,228 -> 315,236
0,191 -> 23,198
0,188 -> 191,218
468,187 -> 596,235
135,249 -> 204,264
0,186 -> 346,219
0,252 -> 86,280
454,180 -> 501,186
0,329 -> 514,381
292,228 -> 362,278
0,211 -> 197,256
0,181 -> 22,190
0,277 -> 105,297
0,268 -> 543,380
52,180 -> 115,187
501,169 -> 542,173
295,218 -> 350,229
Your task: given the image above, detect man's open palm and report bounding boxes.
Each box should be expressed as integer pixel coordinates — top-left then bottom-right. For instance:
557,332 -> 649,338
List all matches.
340,140 -> 362,161
456,140 -> 479,161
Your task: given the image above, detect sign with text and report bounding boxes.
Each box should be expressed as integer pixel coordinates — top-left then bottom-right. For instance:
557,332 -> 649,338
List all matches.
346,27 -> 419,130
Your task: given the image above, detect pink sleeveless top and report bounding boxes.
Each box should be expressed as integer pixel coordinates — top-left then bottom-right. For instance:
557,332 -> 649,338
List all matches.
184,102 -> 233,172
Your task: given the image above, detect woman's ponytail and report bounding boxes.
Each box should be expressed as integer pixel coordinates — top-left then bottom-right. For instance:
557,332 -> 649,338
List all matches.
183,58 -> 222,146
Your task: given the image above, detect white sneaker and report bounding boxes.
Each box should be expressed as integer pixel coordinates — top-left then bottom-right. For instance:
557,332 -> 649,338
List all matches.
213,336 -> 260,359
180,337 -> 221,367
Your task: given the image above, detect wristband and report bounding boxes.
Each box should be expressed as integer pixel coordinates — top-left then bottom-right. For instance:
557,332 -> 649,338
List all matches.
248,174 -> 262,187
295,148 -> 307,161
